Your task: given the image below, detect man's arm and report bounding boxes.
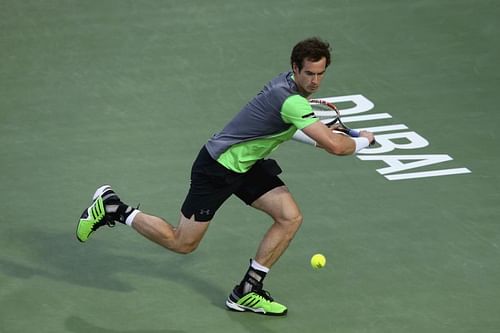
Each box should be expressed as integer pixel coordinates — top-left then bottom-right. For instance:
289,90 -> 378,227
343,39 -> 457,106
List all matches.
299,121 -> 374,155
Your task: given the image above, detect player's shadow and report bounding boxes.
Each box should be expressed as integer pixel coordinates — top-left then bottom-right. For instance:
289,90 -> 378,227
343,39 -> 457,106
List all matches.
66,314 -> 281,333
0,225 -> 226,309
2,225 -> 287,333
65,316 -> 185,333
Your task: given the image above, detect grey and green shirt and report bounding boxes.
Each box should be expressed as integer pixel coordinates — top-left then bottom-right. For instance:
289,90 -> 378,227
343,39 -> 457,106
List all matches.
205,71 -> 318,173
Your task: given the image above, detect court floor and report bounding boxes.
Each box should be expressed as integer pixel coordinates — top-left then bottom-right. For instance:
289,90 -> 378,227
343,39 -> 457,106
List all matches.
1,1 -> 499,332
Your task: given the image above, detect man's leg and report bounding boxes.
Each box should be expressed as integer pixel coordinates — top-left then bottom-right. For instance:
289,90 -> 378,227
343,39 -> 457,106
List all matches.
77,185 -> 210,254
236,185 -> 302,293
250,185 -> 303,268
225,185 -> 302,316
131,212 -> 210,254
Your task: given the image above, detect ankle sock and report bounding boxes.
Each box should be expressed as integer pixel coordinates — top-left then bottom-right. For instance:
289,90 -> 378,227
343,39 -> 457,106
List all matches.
105,203 -> 139,225
239,259 -> 270,294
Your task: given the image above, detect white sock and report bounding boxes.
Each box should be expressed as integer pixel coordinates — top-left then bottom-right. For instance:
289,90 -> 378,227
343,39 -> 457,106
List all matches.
251,259 -> 270,273
125,209 -> 140,226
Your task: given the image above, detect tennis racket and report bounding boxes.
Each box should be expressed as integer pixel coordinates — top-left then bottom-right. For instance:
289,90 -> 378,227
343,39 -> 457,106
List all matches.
309,99 -> 376,144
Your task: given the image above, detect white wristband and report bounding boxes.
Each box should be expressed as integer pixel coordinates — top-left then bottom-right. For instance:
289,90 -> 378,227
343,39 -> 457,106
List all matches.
292,130 -> 316,146
353,137 -> 370,153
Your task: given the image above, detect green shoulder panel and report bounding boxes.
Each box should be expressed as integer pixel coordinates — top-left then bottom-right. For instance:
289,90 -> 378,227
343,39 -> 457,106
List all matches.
280,95 -> 318,129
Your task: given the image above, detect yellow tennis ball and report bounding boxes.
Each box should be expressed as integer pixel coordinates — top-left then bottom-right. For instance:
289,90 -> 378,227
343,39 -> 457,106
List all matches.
311,253 -> 326,269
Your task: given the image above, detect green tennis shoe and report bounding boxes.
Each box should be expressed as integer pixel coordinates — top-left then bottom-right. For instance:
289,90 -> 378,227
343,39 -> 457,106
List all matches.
226,287 -> 287,316
76,185 -> 116,242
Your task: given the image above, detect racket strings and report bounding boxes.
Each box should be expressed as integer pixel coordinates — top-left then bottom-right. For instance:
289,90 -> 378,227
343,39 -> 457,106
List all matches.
309,99 -> 354,135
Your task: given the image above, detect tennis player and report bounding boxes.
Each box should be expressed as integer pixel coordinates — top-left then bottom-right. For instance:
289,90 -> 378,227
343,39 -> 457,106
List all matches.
77,37 -> 374,316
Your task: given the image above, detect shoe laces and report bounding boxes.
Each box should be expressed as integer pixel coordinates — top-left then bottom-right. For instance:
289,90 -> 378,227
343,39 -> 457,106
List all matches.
253,288 -> 274,302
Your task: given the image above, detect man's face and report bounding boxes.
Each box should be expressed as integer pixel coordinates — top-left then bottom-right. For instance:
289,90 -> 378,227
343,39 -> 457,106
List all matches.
292,57 -> 327,96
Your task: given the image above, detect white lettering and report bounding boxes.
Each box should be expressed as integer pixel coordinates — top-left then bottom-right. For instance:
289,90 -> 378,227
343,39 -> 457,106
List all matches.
357,154 -> 453,174
385,168 -> 472,180
356,124 -> 409,133
361,132 -> 429,154
342,113 -> 393,123
312,94 -> 470,180
320,94 -> 374,116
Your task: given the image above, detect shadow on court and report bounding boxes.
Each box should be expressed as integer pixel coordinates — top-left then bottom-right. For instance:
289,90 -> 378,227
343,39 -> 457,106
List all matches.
1,223 -> 294,332
225,311 -> 285,333
0,225 -> 226,309
65,316 -> 185,333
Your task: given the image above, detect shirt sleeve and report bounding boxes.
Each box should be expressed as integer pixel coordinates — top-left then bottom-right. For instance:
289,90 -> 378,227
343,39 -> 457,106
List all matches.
280,94 -> 318,129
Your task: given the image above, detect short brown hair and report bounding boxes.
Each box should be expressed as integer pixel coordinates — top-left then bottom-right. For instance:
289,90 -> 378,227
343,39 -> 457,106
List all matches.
290,37 -> 331,72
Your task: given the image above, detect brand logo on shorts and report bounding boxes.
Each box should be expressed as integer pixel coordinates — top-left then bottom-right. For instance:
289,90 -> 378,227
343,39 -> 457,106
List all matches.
199,209 -> 211,216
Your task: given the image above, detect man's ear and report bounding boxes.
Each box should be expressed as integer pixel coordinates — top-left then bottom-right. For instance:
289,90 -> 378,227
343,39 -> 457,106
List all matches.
292,62 -> 299,75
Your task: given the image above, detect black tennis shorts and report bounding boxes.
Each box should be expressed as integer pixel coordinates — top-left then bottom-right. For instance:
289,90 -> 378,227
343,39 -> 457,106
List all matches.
181,146 -> 285,222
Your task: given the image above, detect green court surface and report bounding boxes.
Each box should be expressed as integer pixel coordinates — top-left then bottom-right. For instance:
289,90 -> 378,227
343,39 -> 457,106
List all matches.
1,1 -> 499,332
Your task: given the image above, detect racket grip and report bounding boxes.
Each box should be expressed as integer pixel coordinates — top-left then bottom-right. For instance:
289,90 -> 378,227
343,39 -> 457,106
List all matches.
348,129 -> 360,137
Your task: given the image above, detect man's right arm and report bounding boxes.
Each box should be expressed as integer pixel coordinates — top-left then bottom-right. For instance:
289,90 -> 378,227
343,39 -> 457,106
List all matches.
299,121 -> 374,155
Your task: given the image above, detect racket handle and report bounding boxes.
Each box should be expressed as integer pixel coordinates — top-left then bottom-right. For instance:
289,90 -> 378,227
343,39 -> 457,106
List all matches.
349,129 -> 376,145
347,129 -> 360,137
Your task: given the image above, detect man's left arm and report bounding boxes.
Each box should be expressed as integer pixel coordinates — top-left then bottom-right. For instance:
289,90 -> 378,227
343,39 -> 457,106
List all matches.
281,95 -> 373,155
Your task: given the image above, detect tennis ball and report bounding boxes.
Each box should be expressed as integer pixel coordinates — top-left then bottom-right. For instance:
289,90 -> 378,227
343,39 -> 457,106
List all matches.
310,253 -> 326,269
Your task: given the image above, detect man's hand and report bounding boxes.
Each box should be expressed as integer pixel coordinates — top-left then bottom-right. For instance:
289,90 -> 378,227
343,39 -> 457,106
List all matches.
359,130 -> 375,145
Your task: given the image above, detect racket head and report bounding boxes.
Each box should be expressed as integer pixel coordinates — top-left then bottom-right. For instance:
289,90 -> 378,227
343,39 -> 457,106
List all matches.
309,99 -> 358,136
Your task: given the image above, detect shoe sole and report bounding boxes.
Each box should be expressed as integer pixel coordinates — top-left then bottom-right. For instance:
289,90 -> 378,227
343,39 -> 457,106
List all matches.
92,185 -> 112,201
225,299 -> 287,316
225,299 -> 251,312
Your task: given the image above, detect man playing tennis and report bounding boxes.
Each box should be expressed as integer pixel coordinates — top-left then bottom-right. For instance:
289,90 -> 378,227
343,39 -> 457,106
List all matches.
77,37 -> 374,316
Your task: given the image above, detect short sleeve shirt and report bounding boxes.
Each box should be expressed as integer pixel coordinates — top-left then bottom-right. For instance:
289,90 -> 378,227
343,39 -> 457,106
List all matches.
205,71 -> 318,172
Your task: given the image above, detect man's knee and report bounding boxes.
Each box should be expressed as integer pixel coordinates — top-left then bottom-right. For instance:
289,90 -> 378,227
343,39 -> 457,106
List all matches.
171,214 -> 210,254
277,211 -> 303,236
174,240 -> 200,254
291,212 -> 303,229
287,211 -> 303,225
